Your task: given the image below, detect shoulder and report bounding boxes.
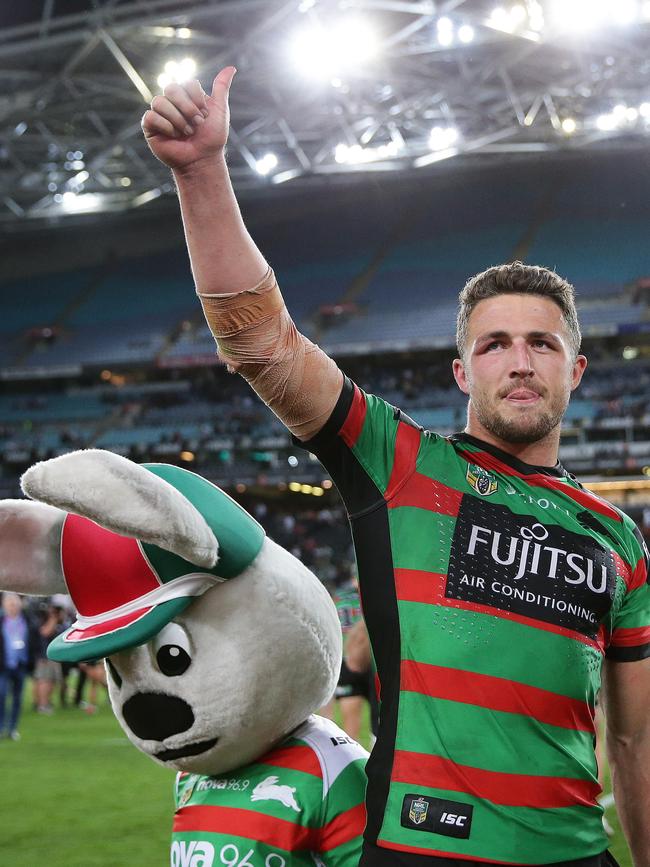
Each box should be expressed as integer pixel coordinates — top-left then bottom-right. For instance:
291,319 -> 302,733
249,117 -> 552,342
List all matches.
292,715 -> 368,795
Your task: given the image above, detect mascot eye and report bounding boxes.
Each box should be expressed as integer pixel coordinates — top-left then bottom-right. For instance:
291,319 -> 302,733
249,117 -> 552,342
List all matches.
152,622 -> 192,677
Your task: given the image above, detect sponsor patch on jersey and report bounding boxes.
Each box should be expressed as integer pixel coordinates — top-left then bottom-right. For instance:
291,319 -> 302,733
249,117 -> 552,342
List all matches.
446,497 -> 617,638
466,463 -> 498,496
178,775 -> 198,807
401,794 -> 473,839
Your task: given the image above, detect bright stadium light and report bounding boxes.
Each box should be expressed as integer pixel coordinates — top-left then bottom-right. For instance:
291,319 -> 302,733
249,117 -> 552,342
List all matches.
290,18 -> 379,79
561,117 -> 577,134
510,4 -> 527,24
488,7 -> 514,32
550,0 -> 640,30
611,0 -> 639,24
334,140 -> 401,164
437,17 -> 454,45
255,153 -> 278,175
429,126 -> 459,150
643,0 -> 650,19
639,102 -> 650,118
59,192 -> 103,213
596,113 -> 618,131
458,24 -> 475,43
157,57 -> 197,89
625,106 -> 639,122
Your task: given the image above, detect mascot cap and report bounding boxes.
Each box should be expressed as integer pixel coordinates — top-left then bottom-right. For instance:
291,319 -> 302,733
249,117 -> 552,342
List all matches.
47,464 -> 265,663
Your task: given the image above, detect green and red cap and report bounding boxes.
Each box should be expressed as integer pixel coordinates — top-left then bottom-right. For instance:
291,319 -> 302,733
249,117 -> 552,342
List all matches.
47,464 -> 264,663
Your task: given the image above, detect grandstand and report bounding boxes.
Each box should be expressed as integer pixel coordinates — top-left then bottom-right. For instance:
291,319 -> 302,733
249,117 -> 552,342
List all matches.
1,155 -> 649,547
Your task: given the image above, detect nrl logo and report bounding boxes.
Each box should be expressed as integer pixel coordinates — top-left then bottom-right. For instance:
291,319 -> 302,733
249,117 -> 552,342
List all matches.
409,797 -> 429,825
178,775 -> 198,807
466,463 -> 498,496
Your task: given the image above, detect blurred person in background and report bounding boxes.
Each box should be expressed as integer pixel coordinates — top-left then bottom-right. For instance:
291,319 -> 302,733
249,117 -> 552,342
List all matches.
345,617 -> 380,745
320,576 -> 370,740
32,601 -> 68,714
0,592 -> 38,740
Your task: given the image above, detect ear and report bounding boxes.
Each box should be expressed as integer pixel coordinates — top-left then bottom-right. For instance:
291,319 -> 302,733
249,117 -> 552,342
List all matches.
571,354 -> 587,391
0,500 -> 67,595
22,450 -> 219,569
453,357 -> 470,396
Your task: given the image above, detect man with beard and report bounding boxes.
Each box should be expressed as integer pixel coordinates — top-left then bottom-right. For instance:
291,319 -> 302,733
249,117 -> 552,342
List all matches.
142,70 -> 650,867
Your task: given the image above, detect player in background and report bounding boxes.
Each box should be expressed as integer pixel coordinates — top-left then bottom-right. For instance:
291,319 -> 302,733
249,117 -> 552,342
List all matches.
142,71 -> 650,867
320,576 -> 370,742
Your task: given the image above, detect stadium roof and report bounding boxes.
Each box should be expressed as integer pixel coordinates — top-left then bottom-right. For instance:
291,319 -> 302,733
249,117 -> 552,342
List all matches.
1,0 -> 649,226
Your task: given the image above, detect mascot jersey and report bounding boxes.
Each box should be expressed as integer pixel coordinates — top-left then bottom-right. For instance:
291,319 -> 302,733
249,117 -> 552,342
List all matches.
172,715 -> 368,867
297,377 -> 650,865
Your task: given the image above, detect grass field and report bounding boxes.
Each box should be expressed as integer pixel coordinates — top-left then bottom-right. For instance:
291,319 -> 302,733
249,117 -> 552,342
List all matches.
0,689 -> 634,867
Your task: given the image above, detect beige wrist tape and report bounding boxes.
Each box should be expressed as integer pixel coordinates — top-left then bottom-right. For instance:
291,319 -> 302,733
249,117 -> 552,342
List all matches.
198,268 -> 343,441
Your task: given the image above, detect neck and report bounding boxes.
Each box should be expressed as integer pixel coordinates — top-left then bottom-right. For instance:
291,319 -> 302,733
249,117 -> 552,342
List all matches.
465,410 -> 561,468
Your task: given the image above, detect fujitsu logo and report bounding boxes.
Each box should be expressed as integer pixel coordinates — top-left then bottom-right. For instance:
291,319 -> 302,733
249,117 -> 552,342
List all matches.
467,522 -> 609,593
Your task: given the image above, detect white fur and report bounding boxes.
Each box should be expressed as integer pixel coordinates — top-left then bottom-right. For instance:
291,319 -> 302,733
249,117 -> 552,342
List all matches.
108,538 -> 342,775
21,449 -> 219,568
0,500 -> 67,595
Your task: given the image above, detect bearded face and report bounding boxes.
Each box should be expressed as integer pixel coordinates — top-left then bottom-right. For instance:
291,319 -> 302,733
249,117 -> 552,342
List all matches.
453,294 -> 587,454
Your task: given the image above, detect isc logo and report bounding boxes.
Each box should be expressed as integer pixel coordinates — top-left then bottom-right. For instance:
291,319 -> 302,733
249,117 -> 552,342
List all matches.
440,812 -> 466,827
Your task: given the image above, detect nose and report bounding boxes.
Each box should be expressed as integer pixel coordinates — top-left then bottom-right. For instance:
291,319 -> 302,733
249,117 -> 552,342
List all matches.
509,340 -> 534,378
122,692 -> 195,741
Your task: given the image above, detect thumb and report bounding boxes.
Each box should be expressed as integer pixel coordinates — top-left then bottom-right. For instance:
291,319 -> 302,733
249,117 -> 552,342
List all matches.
211,66 -> 237,100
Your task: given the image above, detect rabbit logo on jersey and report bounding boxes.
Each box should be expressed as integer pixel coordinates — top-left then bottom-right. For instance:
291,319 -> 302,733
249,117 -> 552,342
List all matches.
251,776 -> 301,812
446,497 -> 617,638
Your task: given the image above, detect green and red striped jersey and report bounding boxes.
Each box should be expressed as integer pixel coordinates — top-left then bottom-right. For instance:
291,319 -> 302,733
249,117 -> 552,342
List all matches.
301,378 -> 650,865
172,714 -> 368,867
334,586 -> 362,634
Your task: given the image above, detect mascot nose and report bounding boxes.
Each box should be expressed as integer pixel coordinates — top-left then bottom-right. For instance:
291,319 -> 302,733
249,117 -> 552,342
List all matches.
122,693 -> 195,741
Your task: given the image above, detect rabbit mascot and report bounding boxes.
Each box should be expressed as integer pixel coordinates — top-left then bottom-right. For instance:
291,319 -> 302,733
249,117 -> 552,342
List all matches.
0,449 -> 368,867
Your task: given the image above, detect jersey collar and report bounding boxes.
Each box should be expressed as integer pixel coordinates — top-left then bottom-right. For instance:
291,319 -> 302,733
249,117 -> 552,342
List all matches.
449,432 -> 571,479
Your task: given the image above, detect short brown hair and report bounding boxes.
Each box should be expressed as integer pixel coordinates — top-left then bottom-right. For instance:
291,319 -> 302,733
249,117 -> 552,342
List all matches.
456,261 -> 581,359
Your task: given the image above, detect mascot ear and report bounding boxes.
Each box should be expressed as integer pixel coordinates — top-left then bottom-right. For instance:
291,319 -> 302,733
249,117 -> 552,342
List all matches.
0,500 -> 67,595
21,449 -> 219,569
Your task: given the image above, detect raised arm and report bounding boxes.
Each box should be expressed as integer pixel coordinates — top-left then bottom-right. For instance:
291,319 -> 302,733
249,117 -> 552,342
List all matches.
142,69 -> 343,440
601,656 -> 650,866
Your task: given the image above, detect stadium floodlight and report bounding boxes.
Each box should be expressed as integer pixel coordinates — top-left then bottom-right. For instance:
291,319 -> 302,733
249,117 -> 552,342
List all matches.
289,18 -> 379,79
613,103 -> 627,118
255,153 -> 278,175
176,28 -> 192,39
488,7 -> 514,32
625,107 -> 639,122
510,4 -> 527,24
157,57 -> 197,90
596,113 -> 618,131
437,17 -> 454,46
429,126 -> 459,150
561,117 -> 577,134
549,0 -> 605,30
458,24 -> 475,43
59,192 -> 103,213
610,0 -> 639,24
334,140 -> 401,164
643,0 -> 650,19
639,102 -> 650,118
550,0 -> 640,30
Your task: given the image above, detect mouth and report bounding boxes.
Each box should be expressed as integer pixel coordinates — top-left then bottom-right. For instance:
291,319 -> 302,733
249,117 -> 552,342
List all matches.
503,388 -> 541,404
155,736 -> 219,761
